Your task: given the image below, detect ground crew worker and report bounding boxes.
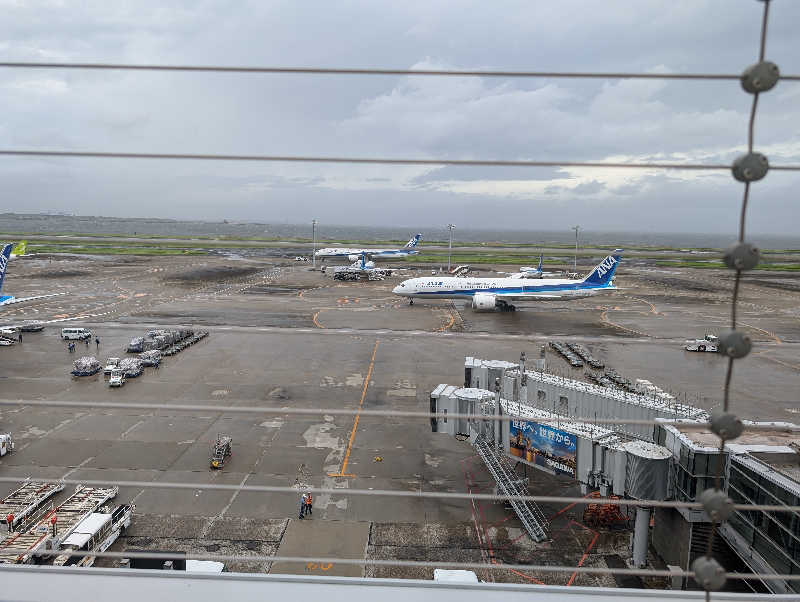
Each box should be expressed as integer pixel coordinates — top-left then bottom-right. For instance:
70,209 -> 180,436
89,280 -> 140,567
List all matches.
95,337 -> 100,348
299,493 -> 308,519
306,492 -> 313,516
17,332 -> 22,343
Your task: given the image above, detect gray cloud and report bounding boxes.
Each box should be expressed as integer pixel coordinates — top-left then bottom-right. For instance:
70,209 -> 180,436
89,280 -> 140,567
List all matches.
0,0 -> 798,233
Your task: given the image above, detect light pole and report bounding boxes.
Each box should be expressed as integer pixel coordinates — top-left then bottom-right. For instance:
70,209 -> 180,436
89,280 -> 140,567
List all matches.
447,224 -> 456,272
312,219 -> 317,269
571,225 -> 580,273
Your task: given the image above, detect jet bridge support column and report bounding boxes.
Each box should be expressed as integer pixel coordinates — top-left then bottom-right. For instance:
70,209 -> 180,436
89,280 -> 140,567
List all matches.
632,506 -> 651,568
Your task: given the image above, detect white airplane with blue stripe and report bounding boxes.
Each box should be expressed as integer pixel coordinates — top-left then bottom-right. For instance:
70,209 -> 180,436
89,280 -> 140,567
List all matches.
393,249 -> 623,311
0,243 -> 65,307
315,234 -> 421,262
499,253 -> 544,279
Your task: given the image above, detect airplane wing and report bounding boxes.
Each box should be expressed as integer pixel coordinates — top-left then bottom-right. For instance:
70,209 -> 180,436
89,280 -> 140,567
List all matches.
0,293 -> 66,307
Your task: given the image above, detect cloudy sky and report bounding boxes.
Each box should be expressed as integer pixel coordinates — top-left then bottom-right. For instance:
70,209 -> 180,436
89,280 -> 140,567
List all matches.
1,0 -> 799,233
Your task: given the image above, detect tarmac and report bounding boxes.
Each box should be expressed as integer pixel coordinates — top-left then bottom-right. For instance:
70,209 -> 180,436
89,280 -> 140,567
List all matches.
0,252 -> 797,583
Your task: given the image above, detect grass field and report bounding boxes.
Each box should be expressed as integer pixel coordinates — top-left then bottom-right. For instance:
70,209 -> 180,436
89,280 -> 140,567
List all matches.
3,230 -> 798,270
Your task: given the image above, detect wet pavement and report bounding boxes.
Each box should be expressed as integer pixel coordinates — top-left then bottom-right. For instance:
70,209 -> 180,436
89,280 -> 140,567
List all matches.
0,253 -> 797,581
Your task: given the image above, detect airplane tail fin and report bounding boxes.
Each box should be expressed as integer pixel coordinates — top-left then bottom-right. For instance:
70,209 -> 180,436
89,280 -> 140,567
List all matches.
405,234 -> 422,248
582,249 -> 623,286
12,240 -> 27,257
537,253 -> 543,271
360,252 -> 367,270
0,244 -> 12,294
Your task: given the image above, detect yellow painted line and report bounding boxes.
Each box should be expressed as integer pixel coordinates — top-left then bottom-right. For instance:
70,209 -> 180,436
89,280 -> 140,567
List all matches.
329,340 -> 380,478
632,297 -> 659,315
738,320 -> 782,345
766,357 -> 800,371
436,310 -> 455,332
756,351 -> 800,372
600,308 -> 649,337
312,310 -> 325,329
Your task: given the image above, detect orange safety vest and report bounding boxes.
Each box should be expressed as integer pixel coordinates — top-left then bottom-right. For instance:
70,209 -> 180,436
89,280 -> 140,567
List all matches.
306,494 -> 313,504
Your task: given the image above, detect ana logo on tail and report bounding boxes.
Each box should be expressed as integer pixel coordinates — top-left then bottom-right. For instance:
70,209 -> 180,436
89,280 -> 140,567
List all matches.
595,255 -> 617,277
583,249 -> 623,285
0,244 -> 11,291
0,245 -> 10,273
405,234 -> 422,248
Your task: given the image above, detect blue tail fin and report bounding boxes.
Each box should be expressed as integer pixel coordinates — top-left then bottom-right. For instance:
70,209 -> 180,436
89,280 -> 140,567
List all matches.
0,244 -> 11,294
405,234 -> 422,248
582,249 -> 623,286
537,254 -> 543,271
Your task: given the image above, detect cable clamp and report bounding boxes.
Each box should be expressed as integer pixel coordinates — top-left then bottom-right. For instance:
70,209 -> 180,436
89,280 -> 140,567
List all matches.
692,556 -> 727,591
723,242 -> 760,270
741,61 -> 780,93
717,331 -> 752,359
732,152 -> 768,182
710,411 -> 745,440
699,488 -> 735,522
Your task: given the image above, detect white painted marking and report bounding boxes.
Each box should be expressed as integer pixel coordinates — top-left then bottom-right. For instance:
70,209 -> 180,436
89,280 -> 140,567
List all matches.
120,420 -> 146,439
61,456 -> 95,479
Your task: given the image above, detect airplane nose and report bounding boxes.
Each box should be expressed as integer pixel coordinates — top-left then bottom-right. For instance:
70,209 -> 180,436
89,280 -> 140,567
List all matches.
392,285 -> 401,294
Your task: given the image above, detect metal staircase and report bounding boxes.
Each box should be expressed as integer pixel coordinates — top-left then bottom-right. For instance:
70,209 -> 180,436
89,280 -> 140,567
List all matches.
473,434 -> 549,542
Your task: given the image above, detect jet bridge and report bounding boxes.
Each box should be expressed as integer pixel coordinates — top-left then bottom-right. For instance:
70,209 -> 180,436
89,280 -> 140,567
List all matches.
431,356 -> 673,565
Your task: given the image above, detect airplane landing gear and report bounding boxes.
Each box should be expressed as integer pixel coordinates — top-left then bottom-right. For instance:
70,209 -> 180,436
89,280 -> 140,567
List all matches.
409,299 -> 414,306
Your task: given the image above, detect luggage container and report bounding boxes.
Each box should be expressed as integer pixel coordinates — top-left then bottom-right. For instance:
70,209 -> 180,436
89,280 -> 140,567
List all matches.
71,357 -> 101,377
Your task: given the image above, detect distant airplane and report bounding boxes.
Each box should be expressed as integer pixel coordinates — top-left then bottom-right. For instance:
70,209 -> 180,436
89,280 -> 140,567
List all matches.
315,234 -> 422,262
344,252 -> 376,271
499,254 -> 544,279
393,249 -> 623,311
332,252 -> 397,281
0,243 -> 65,307
10,240 -> 27,259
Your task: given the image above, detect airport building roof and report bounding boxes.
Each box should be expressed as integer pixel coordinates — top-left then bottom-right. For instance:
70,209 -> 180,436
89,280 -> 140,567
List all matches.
520,369 -> 708,421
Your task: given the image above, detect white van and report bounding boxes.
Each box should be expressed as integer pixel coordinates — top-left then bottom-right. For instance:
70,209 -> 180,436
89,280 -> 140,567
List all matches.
61,327 -> 92,341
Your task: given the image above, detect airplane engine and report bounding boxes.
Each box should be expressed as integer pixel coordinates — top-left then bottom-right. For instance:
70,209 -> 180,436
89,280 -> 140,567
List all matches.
471,293 -> 497,311
347,254 -> 361,262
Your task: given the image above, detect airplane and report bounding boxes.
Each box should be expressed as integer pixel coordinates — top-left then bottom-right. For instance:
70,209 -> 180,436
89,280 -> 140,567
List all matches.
314,234 -> 422,262
392,249 -> 623,311
342,252 -> 376,271
498,254 -> 544,279
332,252 -> 397,281
9,240 -> 27,259
0,243 -> 65,307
